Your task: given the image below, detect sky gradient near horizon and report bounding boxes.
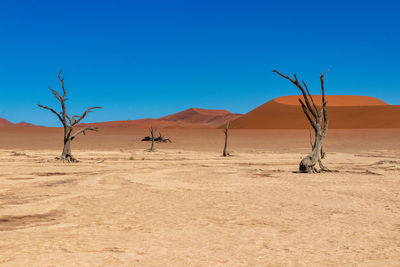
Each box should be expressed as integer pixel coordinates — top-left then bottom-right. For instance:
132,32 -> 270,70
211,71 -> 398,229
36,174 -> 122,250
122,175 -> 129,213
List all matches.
1,0 -> 399,126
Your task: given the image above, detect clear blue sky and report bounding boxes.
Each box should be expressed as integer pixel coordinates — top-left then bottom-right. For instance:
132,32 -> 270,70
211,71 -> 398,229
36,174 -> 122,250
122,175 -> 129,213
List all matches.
1,0 -> 399,126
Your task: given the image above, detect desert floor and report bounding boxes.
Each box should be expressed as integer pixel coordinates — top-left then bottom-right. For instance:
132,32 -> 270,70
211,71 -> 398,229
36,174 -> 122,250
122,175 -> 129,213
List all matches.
0,128 -> 399,266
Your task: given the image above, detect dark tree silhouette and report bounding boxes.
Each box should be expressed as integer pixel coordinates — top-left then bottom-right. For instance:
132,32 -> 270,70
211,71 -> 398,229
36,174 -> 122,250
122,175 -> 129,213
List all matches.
273,69 -> 330,173
38,70 -> 101,162
156,131 -> 171,143
141,132 -> 171,143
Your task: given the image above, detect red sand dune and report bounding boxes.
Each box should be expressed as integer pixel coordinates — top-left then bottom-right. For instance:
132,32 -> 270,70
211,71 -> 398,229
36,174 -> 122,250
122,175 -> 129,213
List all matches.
0,118 -> 36,127
229,95 -> 400,129
79,108 -> 242,129
14,122 -> 36,127
0,118 -> 13,127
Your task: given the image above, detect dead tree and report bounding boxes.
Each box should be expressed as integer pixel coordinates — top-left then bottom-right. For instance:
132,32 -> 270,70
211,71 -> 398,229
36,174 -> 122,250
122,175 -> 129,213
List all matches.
273,69 -> 330,173
141,131 -> 171,143
222,121 -> 230,157
38,70 -> 101,162
148,127 -> 156,152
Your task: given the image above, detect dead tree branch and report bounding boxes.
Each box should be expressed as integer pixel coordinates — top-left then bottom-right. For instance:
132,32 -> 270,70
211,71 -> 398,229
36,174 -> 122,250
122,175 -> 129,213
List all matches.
70,127 -> 99,140
156,132 -> 171,143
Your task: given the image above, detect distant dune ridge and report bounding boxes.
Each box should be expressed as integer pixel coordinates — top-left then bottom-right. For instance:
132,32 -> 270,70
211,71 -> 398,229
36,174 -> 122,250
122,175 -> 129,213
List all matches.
0,118 -> 35,127
228,95 -> 400,129
78,108 -> 242,129
2,95 -> 399,129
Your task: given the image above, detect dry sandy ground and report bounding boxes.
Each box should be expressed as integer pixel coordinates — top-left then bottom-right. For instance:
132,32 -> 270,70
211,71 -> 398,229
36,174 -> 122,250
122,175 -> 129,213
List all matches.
0,128 -> 400,266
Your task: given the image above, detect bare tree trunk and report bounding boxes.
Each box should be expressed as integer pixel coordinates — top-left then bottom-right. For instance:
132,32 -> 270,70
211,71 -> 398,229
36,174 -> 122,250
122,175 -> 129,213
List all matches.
61,139 -> 74,161
150,135 -> 155,152
222,121 -> 230,157
273,69 -> 331,173
58,126 -> 70,160
148,127 -> 156,152
59,126 -> 76,161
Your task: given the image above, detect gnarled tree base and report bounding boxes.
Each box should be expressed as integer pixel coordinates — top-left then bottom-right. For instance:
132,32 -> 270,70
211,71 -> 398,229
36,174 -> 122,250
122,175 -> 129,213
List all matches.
299,156 -> 315,173
55,154 -> 79,163
299,156 -> 334,173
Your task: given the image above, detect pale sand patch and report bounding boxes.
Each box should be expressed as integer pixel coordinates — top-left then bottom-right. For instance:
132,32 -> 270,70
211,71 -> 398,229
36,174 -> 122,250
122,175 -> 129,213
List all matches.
0,145 -> 399,266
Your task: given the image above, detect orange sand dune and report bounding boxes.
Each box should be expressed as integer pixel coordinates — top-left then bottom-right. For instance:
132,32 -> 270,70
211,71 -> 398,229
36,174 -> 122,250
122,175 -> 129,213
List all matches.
14,121 -> 36,127
274,95 -> 388,106
159,108 -> 237,125
229,95 -> 400,129
79,108 -> 241,129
